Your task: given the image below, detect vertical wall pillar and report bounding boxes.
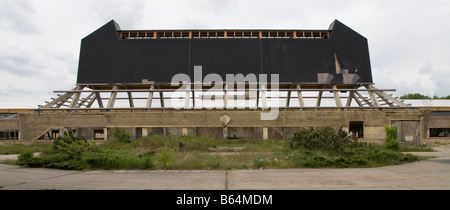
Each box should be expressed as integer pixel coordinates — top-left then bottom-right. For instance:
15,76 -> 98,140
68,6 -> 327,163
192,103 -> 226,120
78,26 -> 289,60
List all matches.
142,127 -> 148,137
263,127 -> 269,140
103,127 -> 108,141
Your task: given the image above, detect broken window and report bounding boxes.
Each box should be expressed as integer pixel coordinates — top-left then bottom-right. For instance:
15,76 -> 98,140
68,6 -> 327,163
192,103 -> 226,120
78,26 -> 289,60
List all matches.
51,130 -> 60,140
429,128 -> 450,137
349,121 -> 364,138
94,130 -> 105,140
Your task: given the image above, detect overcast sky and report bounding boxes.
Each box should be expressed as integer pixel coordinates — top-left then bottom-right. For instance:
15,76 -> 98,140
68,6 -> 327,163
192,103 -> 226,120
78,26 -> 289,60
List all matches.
1,0 -> 449,107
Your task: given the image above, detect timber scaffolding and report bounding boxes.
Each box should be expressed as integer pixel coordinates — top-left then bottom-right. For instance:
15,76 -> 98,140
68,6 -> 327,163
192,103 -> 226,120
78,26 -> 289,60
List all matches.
36,83 -> 410,112
119,29 -> 330,39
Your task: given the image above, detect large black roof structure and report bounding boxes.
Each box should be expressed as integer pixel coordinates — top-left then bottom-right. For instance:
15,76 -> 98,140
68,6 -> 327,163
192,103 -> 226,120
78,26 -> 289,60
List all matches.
77,20 -> 372,85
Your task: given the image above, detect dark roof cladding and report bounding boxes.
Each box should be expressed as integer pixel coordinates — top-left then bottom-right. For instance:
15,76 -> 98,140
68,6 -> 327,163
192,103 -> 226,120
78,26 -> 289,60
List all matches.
76,20 -> 372,85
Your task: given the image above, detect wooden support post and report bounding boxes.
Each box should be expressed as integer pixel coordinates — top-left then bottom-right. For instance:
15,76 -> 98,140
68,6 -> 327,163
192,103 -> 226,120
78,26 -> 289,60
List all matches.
256,88 -> 260,108
127,92 -> 134,108
224,84 -> 228,109
70,86 -> 82,108
185,85 -> 191,109
332,85 -> 342,107
261,84 -> 267,110
286,90 -> 291,107
146,85 -> 154,110
346,91 -> 354,107
316,90 -> 323,107
159,92 -> 165,108
297,84 -> 304,107
107,86 -> 118,109
192,90 -> 196,108
86,93 -> 97,108
95,92 -> 104,108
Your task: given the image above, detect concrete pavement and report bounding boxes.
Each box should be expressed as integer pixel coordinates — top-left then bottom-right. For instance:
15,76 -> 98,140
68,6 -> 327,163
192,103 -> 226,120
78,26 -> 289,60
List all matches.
1,146 -> 450,190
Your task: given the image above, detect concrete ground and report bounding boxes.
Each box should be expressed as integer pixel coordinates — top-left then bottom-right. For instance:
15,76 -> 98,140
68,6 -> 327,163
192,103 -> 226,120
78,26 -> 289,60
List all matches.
1,146 -> 450,190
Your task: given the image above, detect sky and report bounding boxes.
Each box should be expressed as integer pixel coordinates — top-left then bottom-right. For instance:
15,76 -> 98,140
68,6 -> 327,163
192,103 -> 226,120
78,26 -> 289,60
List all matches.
1,0 -> 449,108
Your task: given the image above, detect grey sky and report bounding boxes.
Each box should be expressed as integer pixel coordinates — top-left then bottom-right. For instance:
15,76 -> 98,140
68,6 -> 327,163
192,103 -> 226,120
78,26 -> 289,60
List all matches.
0,0 -> 449,107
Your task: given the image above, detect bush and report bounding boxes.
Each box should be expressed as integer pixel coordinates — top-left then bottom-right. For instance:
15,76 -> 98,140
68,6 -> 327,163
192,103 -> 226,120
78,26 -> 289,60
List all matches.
157,146 -> 176,168
112,127 -> 131,143
384,126 -> 401,151
287,127 -> 357,154
18,149 -> 34,163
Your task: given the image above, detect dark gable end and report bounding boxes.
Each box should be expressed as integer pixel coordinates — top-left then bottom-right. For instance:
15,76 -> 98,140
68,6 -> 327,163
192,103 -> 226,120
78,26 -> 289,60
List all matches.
76,20 -> 372,85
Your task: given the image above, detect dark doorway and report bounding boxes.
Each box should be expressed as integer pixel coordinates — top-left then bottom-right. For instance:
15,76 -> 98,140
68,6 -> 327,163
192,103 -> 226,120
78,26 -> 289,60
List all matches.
349,121 -> 364,138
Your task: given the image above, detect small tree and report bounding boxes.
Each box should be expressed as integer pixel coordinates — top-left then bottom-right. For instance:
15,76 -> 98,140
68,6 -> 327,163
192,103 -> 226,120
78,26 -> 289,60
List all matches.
112,127 -> 131,143
384,126 -> 400,151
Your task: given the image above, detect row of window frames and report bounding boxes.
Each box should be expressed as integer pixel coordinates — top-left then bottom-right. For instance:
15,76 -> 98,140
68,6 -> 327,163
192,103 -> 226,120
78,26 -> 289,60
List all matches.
0,130 -> 19,140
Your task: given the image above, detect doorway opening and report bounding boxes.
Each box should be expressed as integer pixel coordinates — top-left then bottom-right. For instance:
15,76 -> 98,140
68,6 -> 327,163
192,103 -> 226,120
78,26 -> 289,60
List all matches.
349,121 -> 364,138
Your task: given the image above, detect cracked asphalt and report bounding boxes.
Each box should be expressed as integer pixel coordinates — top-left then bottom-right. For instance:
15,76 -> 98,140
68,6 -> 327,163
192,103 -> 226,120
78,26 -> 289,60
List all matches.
1,146 -> 449,190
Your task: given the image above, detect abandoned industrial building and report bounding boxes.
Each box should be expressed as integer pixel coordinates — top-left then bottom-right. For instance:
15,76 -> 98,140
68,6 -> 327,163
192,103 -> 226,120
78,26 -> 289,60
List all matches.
1,20 -> 449,145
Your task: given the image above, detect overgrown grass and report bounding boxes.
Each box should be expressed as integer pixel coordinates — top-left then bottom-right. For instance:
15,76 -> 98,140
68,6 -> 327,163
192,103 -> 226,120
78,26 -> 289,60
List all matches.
7,127 -> 429,170
0,143 -> 52,155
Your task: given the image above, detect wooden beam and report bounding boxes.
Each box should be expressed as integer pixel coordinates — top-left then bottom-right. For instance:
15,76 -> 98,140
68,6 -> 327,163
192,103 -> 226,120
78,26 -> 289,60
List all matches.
224,84 -> 228,109
127,92 -> 134,108
366,85 -> 380,107
286,90 -> 291,107
184,85 -> 191,109
86,93 -> 97,108
107,86 -> 118,109
370,85 -> 408,107
332,85 -> 342,107
354,91 -> 372,107
159,91 -> 165,108
146,85 -> 154,110
261,84 -> 267,110
95,92 -> 104,108
297,84 -> 305,107
346,91 -> 354,107
44,87 -> 77,108
77,92 -> 94,108
316,90 -> 323,107
69,86 -> 84,108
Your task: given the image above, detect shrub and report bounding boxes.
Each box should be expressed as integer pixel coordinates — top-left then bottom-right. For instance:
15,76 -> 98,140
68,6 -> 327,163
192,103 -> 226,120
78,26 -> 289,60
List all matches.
53,130 -> 89,158
384,126 -> 401,151
112,127 -> 131,143
18,149 -> 34,163
287,127 -> 357,154
157,146 -> 177,168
